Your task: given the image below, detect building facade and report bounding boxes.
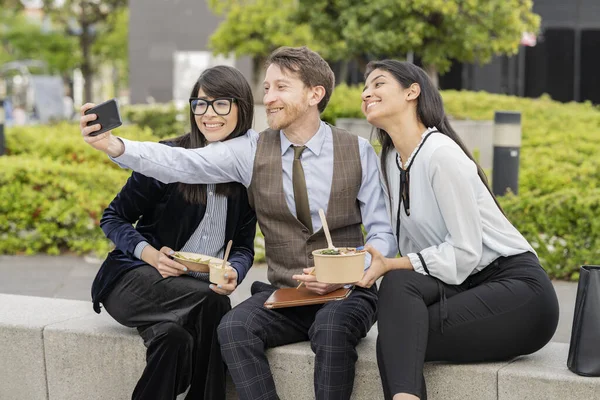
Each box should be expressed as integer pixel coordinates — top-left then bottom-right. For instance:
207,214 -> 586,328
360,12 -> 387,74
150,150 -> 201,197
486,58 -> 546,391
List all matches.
129,0 -> 600,105
439,0 -> 600,104
128,0 -> 251,105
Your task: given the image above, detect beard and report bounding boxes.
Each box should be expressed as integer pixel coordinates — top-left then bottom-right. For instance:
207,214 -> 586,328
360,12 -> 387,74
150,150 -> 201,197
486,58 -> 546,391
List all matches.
267,101 -> 309,131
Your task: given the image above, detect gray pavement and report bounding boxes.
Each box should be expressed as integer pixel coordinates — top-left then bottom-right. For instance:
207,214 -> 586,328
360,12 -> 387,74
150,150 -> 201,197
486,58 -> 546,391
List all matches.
0,254 -> 576,344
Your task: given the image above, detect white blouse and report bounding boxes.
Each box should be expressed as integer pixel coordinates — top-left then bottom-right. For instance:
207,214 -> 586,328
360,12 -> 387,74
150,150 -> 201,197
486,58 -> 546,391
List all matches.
382,128 -> 535,285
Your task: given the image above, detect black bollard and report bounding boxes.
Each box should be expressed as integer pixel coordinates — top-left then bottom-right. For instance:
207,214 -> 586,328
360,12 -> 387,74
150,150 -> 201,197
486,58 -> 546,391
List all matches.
492,111 -> 521,196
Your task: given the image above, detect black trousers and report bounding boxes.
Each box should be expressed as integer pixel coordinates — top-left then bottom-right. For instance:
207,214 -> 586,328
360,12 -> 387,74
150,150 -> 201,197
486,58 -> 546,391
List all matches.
217,281 -> 378,400
376,252 -> 559,400
102,265 -> 231,400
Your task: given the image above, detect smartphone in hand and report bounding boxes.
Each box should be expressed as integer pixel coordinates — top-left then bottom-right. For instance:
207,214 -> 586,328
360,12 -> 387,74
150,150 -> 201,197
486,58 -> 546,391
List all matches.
85,99 -> 123,136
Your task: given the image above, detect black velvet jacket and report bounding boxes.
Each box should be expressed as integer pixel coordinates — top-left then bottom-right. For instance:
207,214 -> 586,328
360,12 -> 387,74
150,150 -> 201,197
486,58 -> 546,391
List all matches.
91,162 -> 256,313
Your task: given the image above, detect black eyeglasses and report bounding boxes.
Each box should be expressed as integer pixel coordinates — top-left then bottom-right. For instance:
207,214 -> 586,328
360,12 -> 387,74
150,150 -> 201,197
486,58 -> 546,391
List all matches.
189,97 -> 236,116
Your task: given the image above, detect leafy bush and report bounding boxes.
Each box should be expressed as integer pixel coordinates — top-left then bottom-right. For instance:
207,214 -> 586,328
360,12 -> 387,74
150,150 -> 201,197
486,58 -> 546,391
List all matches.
121,103 -> 188,139
3,90 -> 599,277
500,190 -> 600,281
0,155 -> 129,256
321,84 -> 365,124
2,121 -> 267,263
322,86 -> 600,279
5,123 -> 158,167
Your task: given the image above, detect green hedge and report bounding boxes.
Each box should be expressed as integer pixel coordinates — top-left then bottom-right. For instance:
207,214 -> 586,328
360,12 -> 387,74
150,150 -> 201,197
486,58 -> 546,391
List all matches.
5,122 -> 158,166
0,155 -> 128,256
321,86 -> 600,279
121,103 -> 187,139
2,90 -> 599,278
2,122 -> 266,261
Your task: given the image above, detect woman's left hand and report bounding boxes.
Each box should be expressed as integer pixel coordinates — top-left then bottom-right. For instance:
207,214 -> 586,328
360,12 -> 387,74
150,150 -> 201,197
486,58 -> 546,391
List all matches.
355,245 -> 390,288
210,267 -> 238,295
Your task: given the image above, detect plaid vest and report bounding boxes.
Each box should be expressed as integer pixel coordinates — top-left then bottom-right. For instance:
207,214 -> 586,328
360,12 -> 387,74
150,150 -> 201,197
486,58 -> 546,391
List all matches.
248,125 -> 364,288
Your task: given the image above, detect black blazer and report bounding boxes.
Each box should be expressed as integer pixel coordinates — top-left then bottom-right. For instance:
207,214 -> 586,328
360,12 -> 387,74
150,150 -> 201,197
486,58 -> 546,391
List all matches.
91,155 -> 256,313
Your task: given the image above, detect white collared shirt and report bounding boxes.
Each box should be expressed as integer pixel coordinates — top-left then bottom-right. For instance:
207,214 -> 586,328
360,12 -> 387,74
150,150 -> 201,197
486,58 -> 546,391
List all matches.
383,128 -> 535,285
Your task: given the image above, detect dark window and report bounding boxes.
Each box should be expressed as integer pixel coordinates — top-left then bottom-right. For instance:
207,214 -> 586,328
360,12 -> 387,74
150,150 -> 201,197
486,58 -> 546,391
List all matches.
439,61 -> 463,91
580,30 -> 600,104
525,28 -> 575,102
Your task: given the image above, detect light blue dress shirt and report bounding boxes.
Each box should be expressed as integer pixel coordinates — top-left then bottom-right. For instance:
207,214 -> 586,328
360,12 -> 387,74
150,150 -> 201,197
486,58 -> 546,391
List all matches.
112,122 -> 397,266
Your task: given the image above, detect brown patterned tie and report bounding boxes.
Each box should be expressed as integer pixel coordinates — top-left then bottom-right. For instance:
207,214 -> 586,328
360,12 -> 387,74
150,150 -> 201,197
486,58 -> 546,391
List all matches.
292,145 -> 313,233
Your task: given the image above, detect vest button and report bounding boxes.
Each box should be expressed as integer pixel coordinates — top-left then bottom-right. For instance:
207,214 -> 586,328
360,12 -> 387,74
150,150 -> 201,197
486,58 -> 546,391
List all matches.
308,254 -> 314,260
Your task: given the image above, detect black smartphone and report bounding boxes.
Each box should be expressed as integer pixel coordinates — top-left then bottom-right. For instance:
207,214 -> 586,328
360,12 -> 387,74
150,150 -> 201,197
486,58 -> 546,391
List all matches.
84,98 -> 122,136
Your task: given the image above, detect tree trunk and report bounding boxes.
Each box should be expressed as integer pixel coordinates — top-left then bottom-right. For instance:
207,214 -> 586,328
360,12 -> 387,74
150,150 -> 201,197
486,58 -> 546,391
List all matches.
425,64 -> 439,89
251,56 -> 267,104
112,63 -> 120,100
80,24 -> 93,103
338,61 -> 349,85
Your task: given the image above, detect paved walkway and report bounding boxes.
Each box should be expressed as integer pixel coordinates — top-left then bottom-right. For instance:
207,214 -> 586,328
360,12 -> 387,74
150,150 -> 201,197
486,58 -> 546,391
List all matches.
0,254 -> 576,344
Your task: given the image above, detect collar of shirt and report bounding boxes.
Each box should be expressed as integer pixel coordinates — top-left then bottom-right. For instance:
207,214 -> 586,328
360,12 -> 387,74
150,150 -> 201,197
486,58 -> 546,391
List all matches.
400,126 -> 438,169
279,121 -> 328,157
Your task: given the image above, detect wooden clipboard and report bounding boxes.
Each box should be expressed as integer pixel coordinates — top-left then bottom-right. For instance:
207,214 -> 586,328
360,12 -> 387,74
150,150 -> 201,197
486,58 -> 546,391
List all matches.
263,286 -> 352,309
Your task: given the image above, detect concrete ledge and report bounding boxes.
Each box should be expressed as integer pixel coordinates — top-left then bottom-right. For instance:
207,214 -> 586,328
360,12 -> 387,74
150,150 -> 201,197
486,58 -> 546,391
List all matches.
499,343 -> 600,399
44,312 -> 146,400
266,335 -> 509,400
0,294 -> 92,400
2,294 -> 597,399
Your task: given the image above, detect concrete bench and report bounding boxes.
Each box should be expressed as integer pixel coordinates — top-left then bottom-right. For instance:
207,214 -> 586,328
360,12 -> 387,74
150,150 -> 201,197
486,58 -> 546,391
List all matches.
1,293 -> 598,400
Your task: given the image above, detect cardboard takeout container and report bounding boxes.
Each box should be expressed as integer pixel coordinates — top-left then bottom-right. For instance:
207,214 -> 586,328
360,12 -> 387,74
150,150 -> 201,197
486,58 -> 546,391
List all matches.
209,260 -> 232,285
172,252 -> 218,273
312,248 -> 365,283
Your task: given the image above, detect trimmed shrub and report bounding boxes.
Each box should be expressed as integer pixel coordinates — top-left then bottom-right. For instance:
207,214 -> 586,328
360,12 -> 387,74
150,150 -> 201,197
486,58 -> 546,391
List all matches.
121,103 -> 188,139
5,122 -> 158,167
0,155 -> 129,256
2,122 -> 267,262
3,90 -> 599,277
321,86 -> 600,279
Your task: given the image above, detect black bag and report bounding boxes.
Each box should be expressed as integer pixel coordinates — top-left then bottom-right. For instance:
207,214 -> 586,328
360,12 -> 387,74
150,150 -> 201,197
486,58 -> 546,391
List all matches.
567,265 -> 600,376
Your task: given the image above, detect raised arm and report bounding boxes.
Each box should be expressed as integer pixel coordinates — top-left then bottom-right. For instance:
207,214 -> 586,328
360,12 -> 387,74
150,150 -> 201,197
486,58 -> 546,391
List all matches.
80,103 -> 255,187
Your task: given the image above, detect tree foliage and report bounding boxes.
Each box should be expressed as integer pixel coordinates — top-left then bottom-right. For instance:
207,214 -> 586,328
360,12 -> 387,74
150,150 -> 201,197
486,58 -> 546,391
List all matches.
209,0 -> 540,84
208,0 -> 319,59
92,7 -> 128,88
41,0 -> 128,102
300,0 -> 540,75
0,10 -> 79,73
208,0 -> 329,88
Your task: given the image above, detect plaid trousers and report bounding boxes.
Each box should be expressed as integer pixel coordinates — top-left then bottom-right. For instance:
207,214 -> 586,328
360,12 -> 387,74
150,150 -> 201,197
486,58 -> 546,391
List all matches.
217,281 -> 377,400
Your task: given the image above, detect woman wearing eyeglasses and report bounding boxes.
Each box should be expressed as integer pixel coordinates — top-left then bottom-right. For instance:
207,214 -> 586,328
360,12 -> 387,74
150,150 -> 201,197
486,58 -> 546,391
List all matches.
356,60 -> 559,400
80,65 -> 256,400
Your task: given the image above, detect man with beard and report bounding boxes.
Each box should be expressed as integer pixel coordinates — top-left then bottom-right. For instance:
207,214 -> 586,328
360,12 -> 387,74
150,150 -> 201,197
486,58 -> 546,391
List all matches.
81,46 -> 396,400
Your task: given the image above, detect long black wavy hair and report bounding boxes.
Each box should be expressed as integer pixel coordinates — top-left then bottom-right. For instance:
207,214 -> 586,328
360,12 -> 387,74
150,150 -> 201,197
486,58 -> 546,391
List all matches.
167,65 -> 254,204
365,60 -> 503,212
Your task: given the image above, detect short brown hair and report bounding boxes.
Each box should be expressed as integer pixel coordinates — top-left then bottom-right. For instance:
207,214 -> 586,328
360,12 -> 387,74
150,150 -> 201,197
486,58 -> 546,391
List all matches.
265,46 -> 335,113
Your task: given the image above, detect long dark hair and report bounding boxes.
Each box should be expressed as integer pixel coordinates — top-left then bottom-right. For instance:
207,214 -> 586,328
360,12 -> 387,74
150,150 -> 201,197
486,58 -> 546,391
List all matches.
166,65 -> 254,204
365,60 -> 504,213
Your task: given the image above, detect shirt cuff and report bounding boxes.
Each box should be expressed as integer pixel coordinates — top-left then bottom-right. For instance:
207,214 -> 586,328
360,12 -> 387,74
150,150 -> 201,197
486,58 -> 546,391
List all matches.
134,241 -> 150,260
408,252 -> 428,276
110,137 -> 134,168
363,251 -> 372,271
230,264 -> 243,285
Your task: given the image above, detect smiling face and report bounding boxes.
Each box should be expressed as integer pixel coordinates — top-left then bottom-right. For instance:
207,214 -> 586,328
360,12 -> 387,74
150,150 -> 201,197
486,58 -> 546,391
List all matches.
361,68 -> 417,130
193,88 -> 239,143
262,63 -> 313,131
